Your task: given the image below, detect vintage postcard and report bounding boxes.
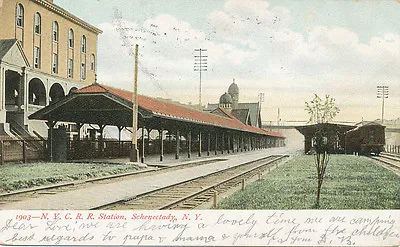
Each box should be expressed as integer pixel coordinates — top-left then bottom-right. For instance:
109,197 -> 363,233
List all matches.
0,0 -> 399,246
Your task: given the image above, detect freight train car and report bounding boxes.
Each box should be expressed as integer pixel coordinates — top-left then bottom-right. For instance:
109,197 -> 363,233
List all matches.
345,123 -> 385,155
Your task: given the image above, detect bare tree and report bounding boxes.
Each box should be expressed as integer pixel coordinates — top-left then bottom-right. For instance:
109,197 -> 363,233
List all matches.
305,94 -> 340,207
305,94 -> 340,124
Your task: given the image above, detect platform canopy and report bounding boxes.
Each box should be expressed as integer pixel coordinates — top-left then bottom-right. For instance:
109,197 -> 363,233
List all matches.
295,123 -> 356,136
29,83 -> 285,138
295,123 -> 356,153
29,84 -> 144,126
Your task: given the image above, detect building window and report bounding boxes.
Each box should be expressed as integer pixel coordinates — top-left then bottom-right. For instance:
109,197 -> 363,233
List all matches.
16,4 -> 24,27
52,53 -> 58,73
90,54 -> 95,71
34,12 -> 41,34
68,29 -> 74,48
34,46 -> 40,68
52,21 -> 59,42
81,63 -> 86,80
81,35 -> 86,53
67,59 -> 73,78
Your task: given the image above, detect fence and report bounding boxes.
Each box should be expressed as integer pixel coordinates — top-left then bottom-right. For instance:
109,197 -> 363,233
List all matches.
67,140 -> 131,160
386,145 -> 400,154
0,138 -> 46,165
0,138 -> 133,164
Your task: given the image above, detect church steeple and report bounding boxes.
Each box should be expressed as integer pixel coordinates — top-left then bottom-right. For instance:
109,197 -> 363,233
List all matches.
228,78 -> 239,109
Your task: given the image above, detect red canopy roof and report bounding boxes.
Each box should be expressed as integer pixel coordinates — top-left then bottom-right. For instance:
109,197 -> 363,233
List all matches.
76,83 -> 285,138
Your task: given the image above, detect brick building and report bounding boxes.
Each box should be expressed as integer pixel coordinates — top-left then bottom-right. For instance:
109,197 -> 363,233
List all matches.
0,0 -> 101,136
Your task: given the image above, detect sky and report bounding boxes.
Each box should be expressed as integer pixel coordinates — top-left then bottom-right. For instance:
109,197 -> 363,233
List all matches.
54,0 -> 399,124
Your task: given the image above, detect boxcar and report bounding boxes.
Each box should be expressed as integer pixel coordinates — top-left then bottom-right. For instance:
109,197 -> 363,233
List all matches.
345,123 -> 385,155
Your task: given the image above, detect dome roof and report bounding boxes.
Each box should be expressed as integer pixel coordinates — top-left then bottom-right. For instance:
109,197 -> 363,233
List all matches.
228,82 -> 239,95
219,92 -> 233,104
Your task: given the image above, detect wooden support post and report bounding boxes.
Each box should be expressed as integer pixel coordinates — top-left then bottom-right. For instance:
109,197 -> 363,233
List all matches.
141,127 -> 145,163
159,128 -> 164,162
231,136 -> 235,153
221,132 -> 224,154
147,129 -> 151,152
76,123 -> 84,141
48,120 -> 56,162
175,129 -> 180,159
241,133 -> 244,152
233,136 -> 237,152
98,125 -> 106,157
241,178 -> 246,191
187,131 -> 191,159
227,134 -> 231,154
213,191 -> 218,209
215,132 -> 218,155
0,140 -> 3,165
22,141 -> 27,163
198,132 -> 202,157
117,126 -> 124,156
207,132 -> 211,156
74,123 -> 83,158
168,130 -> 172,151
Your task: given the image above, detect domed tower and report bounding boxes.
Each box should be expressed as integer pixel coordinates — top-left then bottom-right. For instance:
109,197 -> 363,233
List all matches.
219,92 -> 233,110
228,79 -> 239,109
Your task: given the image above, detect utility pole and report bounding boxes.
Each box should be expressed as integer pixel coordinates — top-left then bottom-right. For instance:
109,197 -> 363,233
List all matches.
194,49 -> 207,110
377,85 -> 389,124
256,92 -> 264,127
277,108 -> 280,127
130,44 -> 139,162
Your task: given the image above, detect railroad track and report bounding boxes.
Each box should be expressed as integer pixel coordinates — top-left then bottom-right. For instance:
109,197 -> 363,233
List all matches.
0,158 -> 226,206
380,152 -> 400,161
370,154 -> 400,175
97,154 -> 288,210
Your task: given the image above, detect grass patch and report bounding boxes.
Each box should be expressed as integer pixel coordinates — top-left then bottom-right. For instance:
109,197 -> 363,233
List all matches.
218,155 -> 400,209
0,162 -> 142,192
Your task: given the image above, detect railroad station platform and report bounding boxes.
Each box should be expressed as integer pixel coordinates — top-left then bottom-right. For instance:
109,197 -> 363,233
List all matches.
0,147 -> 297,210
76,148 -> 291,168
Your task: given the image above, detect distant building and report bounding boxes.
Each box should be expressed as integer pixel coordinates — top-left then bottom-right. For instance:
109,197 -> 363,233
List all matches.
206,79 -> 262,128
0,0 -> 102,136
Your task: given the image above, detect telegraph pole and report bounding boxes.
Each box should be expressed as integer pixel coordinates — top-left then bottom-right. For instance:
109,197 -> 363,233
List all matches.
194,49 -> 207,110
277,108 -> 281,128
377,85 -> 389,124
256,92 -> 264,127
130,44 -> 139,162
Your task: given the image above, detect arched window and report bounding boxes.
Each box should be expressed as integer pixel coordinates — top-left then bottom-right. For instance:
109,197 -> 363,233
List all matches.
81,35 -> 86,53
68,28 -> 74,48
16,4 -> 24,27
90,54 -> 95,71
34,12 -> 41,34
52,21 -> 59,42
